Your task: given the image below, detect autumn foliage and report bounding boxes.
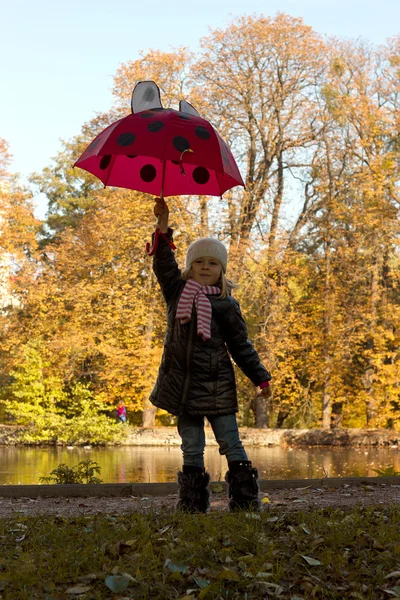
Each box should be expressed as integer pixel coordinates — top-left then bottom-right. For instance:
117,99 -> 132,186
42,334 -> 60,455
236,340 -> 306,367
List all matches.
1,14 -> 399,438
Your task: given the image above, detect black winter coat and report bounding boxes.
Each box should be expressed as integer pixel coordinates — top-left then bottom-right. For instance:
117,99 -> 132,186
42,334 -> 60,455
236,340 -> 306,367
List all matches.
149,231 -> 271,417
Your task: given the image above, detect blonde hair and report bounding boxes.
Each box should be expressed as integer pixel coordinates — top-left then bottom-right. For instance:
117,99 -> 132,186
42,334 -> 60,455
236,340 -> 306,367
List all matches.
181,261 -> 236,299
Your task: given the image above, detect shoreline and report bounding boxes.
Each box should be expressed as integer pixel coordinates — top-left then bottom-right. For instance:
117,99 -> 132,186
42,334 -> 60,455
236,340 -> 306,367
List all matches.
1,425 -> 400,447
1,475 -> 400,498
1,476 -> 400,518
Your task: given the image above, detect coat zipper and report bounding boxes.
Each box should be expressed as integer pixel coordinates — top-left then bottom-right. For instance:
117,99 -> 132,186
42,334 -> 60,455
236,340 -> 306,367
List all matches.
180,317 -> 196,411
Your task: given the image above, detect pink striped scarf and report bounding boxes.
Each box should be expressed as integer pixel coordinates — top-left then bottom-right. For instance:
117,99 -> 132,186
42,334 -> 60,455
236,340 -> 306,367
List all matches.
176,279 -> 221,341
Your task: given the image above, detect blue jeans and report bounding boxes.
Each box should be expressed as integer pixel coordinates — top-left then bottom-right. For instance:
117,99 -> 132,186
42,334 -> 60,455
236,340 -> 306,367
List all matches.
177,413 -> 248,468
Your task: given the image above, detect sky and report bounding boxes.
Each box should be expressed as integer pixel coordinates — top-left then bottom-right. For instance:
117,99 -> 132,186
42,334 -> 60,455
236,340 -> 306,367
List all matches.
2,0 -> 400,219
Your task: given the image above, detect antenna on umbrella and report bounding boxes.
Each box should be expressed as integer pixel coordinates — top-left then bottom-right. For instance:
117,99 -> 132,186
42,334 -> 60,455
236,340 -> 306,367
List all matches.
179,100 -> 200,117
131,81 -> 162,114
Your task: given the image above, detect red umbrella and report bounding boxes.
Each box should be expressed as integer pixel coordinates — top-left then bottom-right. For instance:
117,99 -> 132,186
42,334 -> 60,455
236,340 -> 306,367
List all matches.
74,81 -> 245,253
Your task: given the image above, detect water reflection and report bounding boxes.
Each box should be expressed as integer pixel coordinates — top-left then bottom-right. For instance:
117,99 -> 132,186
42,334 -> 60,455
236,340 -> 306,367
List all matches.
0,445 -> 399,485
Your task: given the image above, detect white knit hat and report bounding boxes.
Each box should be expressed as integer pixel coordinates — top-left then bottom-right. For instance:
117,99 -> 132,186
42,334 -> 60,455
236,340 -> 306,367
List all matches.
186,238 -> 228,272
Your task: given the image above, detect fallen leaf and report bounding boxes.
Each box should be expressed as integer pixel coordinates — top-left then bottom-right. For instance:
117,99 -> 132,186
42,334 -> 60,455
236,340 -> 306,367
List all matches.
210,483 -> 224,493
78,573 -> 99,582
225,556 -> 233,563
300,524 -> 310,535
193,576 -> 210,589
43,581 -> 55,592
198,585 -> 213,599
159,525 -> 171,535
66,584 -> 91,594
385,572 -> 400,579
301,555 -> 321,566
217,567 -> 240,581
105,575 -> 133,593
15,535 -> 26,543
164,559 -> 189,574
238,554 -> 254,564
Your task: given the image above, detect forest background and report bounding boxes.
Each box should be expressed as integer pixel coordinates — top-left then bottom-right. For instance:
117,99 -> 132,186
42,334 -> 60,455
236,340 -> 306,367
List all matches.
0,13 -> 399,444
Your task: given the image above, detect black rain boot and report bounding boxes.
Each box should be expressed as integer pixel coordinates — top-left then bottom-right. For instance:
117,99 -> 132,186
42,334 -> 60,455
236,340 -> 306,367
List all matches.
176,466 -> 210,513
225,460 -> 261,512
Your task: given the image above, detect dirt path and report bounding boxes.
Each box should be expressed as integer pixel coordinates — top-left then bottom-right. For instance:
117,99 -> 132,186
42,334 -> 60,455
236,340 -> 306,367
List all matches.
1,483 -> 400,518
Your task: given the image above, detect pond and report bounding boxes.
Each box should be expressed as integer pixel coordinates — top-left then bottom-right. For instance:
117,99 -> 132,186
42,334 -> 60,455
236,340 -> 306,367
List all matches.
1,445 -> 399,485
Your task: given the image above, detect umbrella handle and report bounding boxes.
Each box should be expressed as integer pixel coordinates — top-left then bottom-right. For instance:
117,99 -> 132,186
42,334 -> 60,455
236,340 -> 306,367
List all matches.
179,148 -> 194,175
145,228 -> 176,256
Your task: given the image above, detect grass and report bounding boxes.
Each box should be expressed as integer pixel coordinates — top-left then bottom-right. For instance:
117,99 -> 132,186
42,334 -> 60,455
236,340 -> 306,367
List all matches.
1,505 -> 400,599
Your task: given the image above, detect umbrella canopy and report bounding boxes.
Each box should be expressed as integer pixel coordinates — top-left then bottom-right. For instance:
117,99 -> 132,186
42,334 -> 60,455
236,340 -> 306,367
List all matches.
74,81 -> 245,198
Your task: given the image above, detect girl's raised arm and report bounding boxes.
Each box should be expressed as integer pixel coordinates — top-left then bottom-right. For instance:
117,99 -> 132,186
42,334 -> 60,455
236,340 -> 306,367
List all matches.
154,197 -> 169,233
152,199 -> 182,303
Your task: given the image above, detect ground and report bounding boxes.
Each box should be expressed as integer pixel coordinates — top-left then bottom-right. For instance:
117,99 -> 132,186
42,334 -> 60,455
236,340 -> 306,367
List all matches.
1,482 -> 399,518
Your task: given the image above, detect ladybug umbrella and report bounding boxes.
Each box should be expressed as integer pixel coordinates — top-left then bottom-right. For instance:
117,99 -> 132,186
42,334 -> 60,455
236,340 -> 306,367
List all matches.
74,81 -> 245,253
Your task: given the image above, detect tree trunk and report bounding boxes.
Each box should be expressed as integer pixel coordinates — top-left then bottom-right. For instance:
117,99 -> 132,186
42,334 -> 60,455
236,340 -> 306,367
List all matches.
199,195 -> 209,236
364,253 -> 381,425
254,396 -> 270,428
141,272 -> 157,428
322,240 -> 333,429
322,385 -> 331,429
142,405 -> 157,428
267,151 -> 284,266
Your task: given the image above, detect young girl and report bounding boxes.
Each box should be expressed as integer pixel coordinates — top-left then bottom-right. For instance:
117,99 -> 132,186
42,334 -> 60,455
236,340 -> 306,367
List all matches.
150,198 -> 272,512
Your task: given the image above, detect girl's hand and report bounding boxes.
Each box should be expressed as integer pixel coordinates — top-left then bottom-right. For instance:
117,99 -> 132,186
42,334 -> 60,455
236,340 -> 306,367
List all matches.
257,385 -> 272,399
154,197 -> 169,233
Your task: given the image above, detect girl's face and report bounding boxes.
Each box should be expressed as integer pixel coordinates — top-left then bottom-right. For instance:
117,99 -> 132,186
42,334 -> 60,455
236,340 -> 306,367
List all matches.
190,256 -> 222,286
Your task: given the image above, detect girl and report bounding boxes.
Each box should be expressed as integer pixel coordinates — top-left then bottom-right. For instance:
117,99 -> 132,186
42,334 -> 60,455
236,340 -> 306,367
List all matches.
150,198 -> 272,512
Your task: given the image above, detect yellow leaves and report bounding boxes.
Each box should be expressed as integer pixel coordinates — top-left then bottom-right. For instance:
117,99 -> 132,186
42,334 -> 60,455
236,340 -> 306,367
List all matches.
217,567 -> 240,581
210,483 -> 224,494
2,19 -> 400,432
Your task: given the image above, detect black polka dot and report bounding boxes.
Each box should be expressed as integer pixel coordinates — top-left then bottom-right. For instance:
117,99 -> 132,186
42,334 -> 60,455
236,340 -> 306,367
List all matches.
195,126 -> 211,140
173,136 -> 190,152
148,121 -> 164,132
140,164 -> 157,182
117,133 -> 136,146
171,160 -> 180,165
99,155 -> 112,170
193,166 -> 210,184
140,112 -> 154,118
178,114 -> 191,120
127,155 -> 137,159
